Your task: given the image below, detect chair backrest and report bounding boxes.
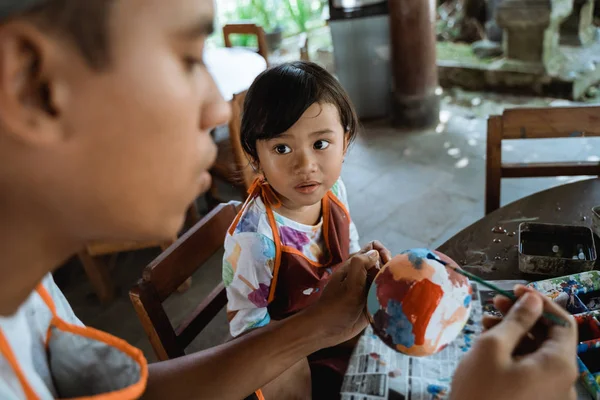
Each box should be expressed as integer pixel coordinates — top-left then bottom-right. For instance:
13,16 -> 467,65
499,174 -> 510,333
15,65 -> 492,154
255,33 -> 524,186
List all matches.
298,32 -> 309,61
129,201 -> 242,361
223,22 -> 269,65
485,105 -> 600,214
228,90 -> 257,191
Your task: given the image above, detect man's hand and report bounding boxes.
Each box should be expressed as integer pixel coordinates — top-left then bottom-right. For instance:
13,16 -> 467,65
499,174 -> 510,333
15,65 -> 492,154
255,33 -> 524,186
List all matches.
450,285 -> 578,400
305,248 -> 379,347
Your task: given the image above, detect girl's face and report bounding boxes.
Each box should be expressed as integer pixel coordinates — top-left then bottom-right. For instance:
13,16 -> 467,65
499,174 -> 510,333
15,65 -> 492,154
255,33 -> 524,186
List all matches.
256,102 -> 346,211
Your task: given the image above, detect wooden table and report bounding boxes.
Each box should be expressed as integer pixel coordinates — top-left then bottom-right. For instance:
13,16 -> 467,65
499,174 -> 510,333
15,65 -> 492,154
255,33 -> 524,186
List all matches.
438,178 -> 600,280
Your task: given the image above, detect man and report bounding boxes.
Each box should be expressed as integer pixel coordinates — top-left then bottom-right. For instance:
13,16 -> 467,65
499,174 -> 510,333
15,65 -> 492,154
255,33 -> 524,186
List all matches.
0,1 -> 578,399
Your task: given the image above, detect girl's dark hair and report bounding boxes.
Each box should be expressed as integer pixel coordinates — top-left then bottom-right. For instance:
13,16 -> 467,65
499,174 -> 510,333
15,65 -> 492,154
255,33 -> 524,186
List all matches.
241,61 -> 359,162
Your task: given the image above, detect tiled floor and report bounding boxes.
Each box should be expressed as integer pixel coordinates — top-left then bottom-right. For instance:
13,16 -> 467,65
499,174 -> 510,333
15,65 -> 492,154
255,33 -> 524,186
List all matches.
56,88 -> 600,362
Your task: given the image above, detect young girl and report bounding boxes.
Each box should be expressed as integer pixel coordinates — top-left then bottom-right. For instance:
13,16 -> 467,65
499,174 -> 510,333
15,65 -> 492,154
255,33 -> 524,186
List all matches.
222,61 -> 390,398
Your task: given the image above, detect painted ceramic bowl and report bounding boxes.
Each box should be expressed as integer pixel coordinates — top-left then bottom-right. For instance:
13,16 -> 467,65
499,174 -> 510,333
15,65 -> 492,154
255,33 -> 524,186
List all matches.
367,248 -> 472,357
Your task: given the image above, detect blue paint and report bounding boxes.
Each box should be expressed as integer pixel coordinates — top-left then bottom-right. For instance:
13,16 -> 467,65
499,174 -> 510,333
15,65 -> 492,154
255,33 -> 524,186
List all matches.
463,294 -> 472,308
385,299 -> 415,348
578,343 -> 590,354
426,384 -> 447,396
401,248 -> 441,269
460,333 -> 473,352
367,282 -> 381,317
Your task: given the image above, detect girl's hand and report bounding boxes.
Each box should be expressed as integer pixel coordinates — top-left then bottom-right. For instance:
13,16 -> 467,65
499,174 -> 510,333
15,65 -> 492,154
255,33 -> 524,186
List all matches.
450,286 -> 578,400
361,240 -> 392,264
359,240 -> 392,283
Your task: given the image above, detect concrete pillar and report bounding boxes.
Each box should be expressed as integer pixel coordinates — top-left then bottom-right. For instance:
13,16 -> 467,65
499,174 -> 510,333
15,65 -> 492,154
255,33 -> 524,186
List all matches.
388,0 -> 440,129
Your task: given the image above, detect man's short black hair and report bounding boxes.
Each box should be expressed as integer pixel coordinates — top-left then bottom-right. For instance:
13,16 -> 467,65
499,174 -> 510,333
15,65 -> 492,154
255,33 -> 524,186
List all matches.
4,0 -> 115,69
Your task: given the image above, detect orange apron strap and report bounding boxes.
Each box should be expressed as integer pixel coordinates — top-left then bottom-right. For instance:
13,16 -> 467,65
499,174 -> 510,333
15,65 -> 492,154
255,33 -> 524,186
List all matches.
229,177 -> 271,235
248,177 -> 282,208
0,329 -> 40,400
35,285 -> 57,316
255,389 -> 266,400
265,201 -> 282,304
35,284 -> 57,347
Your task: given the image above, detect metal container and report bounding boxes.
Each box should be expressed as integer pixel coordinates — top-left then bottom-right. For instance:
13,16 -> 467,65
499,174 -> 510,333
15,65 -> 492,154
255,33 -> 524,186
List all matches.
328,0 -> 387,20
332,0 -> 385,9
592,206 -> 600,238
330,15 -> 391,119
518,222 -> 597,276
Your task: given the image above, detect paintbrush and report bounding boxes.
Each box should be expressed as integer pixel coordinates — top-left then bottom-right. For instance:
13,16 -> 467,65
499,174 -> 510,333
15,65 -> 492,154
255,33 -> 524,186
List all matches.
450,266 -> 570,328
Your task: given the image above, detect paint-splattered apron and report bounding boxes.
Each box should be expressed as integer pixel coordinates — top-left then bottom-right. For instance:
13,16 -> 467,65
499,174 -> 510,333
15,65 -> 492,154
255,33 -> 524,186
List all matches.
237,178 -> 353,399
0,285 -> 148,399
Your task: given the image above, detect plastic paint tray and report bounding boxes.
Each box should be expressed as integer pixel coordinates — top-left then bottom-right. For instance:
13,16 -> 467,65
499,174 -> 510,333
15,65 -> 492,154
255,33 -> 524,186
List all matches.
528,271 -> 600,399
592,206 -> 600,238
518,222 -> 597,276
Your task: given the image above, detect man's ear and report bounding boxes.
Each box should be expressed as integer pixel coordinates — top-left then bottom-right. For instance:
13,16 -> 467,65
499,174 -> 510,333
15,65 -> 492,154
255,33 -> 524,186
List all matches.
0,21 -> 63,146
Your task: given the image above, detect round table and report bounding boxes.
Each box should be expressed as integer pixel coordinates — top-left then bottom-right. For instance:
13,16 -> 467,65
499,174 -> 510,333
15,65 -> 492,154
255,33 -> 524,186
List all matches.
204,47 -> 267,101
437,178 -> 600,280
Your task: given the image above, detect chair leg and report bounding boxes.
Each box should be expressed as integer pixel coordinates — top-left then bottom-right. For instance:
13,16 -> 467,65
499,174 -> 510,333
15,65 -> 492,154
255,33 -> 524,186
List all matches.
78,251 -> 116,304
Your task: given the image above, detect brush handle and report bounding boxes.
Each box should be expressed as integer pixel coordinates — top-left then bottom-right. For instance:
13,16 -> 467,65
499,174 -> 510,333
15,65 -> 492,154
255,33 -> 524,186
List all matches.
452,266 -> 569,327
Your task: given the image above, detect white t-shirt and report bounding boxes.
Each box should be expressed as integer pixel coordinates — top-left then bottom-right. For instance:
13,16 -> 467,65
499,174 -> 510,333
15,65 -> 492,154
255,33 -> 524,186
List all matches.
0,274 -> 83,399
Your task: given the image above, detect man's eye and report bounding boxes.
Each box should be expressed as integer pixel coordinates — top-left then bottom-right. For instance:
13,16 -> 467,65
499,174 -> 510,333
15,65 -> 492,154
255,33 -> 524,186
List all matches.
314,140 -> 330,150
274,145 -> 292,154
184,56 -> 204,72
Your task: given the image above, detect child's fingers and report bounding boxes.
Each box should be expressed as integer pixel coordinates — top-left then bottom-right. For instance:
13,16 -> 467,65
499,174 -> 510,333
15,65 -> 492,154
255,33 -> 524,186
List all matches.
358,242 -> 375,254
370,240 -> 392,264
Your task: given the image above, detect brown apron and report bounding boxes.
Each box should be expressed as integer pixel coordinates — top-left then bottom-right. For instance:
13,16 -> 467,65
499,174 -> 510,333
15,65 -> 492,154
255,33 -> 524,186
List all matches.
230,178 -> 351,320
233,178 -> 353,399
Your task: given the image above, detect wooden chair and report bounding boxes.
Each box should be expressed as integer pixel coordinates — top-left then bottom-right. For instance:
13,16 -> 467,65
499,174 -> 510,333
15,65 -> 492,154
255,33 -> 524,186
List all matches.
223,22 -> 269,65
80,205 -> 201,304
129,201 -> 242,361
298,32 -> 310,62
485,105 -> 600,214
209,90 -> 258,205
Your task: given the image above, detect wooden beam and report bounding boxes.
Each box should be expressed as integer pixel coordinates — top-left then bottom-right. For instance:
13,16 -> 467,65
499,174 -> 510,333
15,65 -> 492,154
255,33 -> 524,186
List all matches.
502,162 -> 600,178
502,106 -> 600,139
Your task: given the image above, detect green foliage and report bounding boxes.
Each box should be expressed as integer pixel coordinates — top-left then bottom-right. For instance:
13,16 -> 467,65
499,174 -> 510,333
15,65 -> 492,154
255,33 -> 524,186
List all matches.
281,0 -> 326,34
221,0 -> 326,40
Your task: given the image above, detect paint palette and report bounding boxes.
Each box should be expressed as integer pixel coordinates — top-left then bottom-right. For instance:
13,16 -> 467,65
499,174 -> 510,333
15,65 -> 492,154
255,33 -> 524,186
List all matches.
366,248 -> 472,357
518,222 -> 597,276
528,271 -> 600,399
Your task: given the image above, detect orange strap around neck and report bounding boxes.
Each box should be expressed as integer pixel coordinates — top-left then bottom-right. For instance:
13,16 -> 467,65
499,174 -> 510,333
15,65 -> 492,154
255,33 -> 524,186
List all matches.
0,329 -> 40,400
0,284 -> 56,399
248,177 -> 282,208
35,285 -> 57,318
